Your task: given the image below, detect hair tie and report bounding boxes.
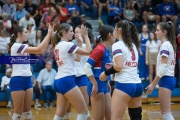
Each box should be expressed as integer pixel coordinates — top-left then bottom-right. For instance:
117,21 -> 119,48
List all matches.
11,34 -> 14,37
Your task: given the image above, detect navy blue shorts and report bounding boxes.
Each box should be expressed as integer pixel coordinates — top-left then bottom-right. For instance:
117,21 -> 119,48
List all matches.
10,76 -> 32,92
115,82 -> 143,98
54,75 -> 77,95
87,78 -> 109,96
158,76 -> 176,91
75,75 -> 89,87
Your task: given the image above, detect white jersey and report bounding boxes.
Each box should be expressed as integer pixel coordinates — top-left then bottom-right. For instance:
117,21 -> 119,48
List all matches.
157,41 -> 175,76
54,41 -> 79,79
146,40 -> 161,53
75,44 -> 88,77
112,40 -> 141,83
11,43 -> 32,77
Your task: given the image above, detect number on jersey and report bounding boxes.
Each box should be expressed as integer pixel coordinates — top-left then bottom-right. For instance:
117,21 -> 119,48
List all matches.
54,49 -> 63,66
130,49 -> 136,61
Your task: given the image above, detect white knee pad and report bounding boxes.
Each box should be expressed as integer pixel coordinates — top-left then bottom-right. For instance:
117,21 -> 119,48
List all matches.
86,111 -> 90,118
63,112 -> 71,119
23,111 -> 32,119
12,113 -> 22,120
162,113 -> 174,120
53,114 -> 64,120
77,114 -> 87,120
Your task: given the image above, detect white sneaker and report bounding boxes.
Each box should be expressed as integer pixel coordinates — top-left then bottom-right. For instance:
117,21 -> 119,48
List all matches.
35,102 -> 41,107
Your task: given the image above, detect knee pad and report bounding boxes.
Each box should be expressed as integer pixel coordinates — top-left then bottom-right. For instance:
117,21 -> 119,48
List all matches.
53,114 -> 63,120
86,111 -> 90,118
162,113 -> 174,120
77,114 -> 87,120
23,111 -> 32,119
63,112 -> 71,119
128,107 -> 142,120
12,113 -> 22,120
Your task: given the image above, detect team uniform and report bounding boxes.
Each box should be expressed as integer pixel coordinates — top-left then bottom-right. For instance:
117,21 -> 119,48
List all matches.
87,44 -> 111,96
146,40 -> 161,65
74,44 -> 89,87
10,43 -> 32,92
53,41 -> 79,95
138,33 -> 150,79
157,41 -> 176,91
112,40 -> 142,97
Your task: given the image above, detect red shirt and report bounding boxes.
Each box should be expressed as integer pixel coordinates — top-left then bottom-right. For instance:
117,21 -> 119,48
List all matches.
59,7 -> 68,22
178,35 -> 180,59
14,0 -> 23,3
40,5 -> 51,15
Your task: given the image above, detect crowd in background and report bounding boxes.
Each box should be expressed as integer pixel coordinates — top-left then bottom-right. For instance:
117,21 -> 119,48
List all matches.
0,0 -> 180,108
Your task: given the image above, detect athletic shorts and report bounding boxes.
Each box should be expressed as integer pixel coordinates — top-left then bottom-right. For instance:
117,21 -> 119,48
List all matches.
159,76 -> 176,91
115,82 -> 143,98
75,75 -> 89,87
54,75 -> 77,95
10,76 -> 32,92
87,78 -> 109,96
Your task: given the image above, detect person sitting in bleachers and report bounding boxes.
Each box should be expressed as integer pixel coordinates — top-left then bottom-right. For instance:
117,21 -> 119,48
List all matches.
2,0 -> 16,20
123,1 -> 136,22
1,68 -> 13,108
37,61 -> 56,108
157,0 -> 178,25
14,3 -> 27,21
66,0 -> 80,16
141,0 -> 160,25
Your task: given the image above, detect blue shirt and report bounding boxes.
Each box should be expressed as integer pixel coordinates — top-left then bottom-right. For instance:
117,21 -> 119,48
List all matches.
108,4 -> 122,16
82,0 -> 93,5
65,4 -> 79,14
14,9 -> 27,21
158,2 -> 175,16
87,44 -> 111,80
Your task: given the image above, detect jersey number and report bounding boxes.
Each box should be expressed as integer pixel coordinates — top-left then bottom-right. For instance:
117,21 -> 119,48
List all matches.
54,49 -> 63,66
130,49 -> 136,61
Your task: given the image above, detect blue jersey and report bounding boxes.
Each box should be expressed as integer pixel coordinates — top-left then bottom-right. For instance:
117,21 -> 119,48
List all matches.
87,44 -> 111,80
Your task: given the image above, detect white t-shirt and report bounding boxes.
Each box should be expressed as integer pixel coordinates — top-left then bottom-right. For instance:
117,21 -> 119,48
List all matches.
112,40 -> 141,83
0,37 -> 10,53
1,76 -> 10,89
157,41 -> 175,76
75,44 -> 88,77
54,41 -> 79,79
11,43 -> 32,76
146,40 -> 161,53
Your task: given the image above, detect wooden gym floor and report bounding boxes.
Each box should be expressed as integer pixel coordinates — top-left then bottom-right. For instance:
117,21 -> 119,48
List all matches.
0,103 -> 180,120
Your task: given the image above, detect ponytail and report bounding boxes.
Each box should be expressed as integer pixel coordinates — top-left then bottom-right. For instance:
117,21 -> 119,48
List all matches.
51,31 -> 61,50
94,35 -> 102,48
129,22 -> 140,49
167,21 -> 176,50
8,34 -> 16,55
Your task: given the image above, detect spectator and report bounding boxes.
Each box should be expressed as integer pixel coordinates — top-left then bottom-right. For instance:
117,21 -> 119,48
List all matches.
14,3 -> 27,21
1,68 -> 13,108
79,14 -> 92,30
2,13 -> 12,30
56,3 -> 68,23
19,12 -> 36,30
123,1 -> 136,22
157,0 -> 178,25
27,23 -> 36,46
0,29 -> 10,55
108,0 -> 122,26
65,0 -> 80,16
37,61 -> 56,108
2,0 -> 16,20
45,7 -> 57,26
32,30 -> 42,47
50,15 -> 60,26
96,0 -> 109,20
25,0 -> 41,27
39,21 -> 48,39
80,0 -> 98,19
141,0 -> 160,25
67,10 -> 81,30
39,0 -> 51,16
13,0 -> 25,6
130,0 -> 141,13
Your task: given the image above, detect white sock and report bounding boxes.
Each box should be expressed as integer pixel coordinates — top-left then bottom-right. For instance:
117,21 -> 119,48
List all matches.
162,113 -> 174,120
53,114 -> 63,120
23,111 -> 32,119
77,114 -> 87,120
12,113 -> 21,120
87,111 -> 90,118
63,112 -> 71,119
